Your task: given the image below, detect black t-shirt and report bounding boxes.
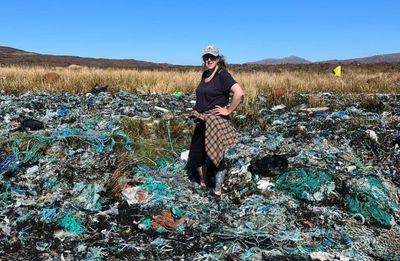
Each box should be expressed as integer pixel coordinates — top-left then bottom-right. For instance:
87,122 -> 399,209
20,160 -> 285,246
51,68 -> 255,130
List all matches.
194,68 -> 237,113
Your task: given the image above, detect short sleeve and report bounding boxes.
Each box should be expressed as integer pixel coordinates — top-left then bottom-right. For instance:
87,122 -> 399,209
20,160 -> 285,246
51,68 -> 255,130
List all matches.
219,69 -> 237,93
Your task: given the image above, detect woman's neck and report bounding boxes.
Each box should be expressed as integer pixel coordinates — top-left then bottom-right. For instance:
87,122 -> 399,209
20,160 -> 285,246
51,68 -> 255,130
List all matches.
204,65 -> 219,83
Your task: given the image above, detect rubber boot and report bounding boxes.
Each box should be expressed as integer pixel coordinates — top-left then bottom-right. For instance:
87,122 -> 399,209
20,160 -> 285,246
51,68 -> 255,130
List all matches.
214,170 -> 226,195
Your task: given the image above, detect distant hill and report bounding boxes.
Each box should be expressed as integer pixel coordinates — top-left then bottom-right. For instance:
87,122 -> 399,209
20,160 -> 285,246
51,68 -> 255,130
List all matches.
1,46 -> 400,68
249,53 -> 400,65
0,46 -> 38,55
317,53 -> 400,64
248,55 -> 311,65
0,46 -> 180,69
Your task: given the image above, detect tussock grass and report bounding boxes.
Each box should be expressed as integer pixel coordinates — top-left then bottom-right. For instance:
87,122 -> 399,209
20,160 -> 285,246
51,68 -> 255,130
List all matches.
307,95 -> 324,108
120,116 -> 193,166
0,66 -> 199,95
1,65 -> 399,113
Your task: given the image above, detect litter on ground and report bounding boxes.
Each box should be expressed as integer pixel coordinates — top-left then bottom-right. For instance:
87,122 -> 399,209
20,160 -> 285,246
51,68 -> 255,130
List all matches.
0,91 -> 399,260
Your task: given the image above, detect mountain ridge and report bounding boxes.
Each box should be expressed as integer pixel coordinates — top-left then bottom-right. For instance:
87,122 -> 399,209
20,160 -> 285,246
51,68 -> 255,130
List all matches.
248,53 -> 400,65
0,46 -> 180,69
247,55 -> 311,65
317,53 -> 400,64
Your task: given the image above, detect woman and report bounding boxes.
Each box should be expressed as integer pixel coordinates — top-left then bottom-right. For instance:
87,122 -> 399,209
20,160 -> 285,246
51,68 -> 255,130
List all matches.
189,45 -> 244,196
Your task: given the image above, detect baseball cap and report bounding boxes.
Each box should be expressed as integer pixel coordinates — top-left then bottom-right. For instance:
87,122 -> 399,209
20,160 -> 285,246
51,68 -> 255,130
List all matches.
202,45 -> 219,57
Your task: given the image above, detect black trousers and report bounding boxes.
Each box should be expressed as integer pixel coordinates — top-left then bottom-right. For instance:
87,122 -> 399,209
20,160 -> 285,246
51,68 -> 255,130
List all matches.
189,120 -> 225,171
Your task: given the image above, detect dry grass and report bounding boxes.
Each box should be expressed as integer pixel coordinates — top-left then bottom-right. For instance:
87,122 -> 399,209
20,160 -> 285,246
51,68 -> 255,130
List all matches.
120,116 -> 193,166
0,66 -> 199,95
307,95 -> 324,108
1,65 -> 399,113
106,152 -> 136,194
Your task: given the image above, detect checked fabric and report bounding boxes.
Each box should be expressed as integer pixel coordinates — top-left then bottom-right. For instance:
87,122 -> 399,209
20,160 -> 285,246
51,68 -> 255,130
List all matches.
191,111 -> 238,167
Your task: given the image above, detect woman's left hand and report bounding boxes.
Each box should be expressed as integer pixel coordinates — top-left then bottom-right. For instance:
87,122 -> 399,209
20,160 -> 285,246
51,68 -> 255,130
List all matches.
212,105 -> 230,116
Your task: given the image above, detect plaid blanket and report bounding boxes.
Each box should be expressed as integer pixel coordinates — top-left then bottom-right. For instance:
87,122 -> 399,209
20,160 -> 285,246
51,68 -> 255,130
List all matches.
191,111 -> 238,167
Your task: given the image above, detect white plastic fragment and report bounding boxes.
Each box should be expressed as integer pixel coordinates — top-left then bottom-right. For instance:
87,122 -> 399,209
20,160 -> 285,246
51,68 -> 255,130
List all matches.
310,251 -> 350,261
298,125 -> 306,131
54,230 -> 78,241
257,179 -> 275,191
365,129 -> 378,143
346,165 -> 357,172
3,114 -> 11,123
121,186 -> 145,205
154,106 -> 170,113
95,203 -> 119,217
254,135 -> 266,143
180,150 -> 189,161
77,244 -> 87,252
272,120 -> 285,125
0,217 -> 11,235
40,110 -> 57,122
26,165 -> 39,175
271,104 -> 286,111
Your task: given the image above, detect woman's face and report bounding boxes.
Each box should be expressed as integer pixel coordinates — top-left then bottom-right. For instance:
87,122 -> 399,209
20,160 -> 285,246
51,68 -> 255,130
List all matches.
203,54 -> 219,70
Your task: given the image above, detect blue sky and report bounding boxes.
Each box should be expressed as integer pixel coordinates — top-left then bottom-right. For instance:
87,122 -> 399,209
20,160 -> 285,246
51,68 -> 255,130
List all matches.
1,0 -> 399,65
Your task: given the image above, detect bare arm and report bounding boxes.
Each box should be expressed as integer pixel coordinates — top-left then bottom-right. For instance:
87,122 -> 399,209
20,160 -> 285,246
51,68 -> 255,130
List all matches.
227,83 -> 244,114
212,83 -> 244,116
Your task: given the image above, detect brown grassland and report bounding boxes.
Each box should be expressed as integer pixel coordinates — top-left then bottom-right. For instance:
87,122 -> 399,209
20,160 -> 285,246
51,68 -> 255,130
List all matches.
0,64 -> 399,113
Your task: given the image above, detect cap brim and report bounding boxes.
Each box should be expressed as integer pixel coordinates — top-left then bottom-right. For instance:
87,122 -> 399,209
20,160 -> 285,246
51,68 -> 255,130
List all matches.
202,52 -> 219,57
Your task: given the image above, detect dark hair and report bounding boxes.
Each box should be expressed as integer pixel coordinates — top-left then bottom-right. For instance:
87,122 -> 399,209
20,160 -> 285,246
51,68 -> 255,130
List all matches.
217,55 -> 227,69
202,55 -> 227,70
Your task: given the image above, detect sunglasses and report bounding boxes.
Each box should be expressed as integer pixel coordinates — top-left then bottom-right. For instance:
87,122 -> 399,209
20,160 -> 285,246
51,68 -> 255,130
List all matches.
202,54 -> 219,61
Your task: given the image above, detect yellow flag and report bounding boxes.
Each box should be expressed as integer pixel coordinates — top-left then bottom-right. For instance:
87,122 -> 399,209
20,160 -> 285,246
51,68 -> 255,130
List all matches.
333,66 -> 341,77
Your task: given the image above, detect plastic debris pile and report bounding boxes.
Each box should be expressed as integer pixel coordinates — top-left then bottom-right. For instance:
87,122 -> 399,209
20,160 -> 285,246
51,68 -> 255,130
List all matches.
0,91 -> 399,260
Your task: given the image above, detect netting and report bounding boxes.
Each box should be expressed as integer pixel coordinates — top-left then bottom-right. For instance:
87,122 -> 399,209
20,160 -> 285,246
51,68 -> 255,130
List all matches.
1,92 -> 399,260
345,175 -> 399,226
275,168 -> 335,202
7,127 -> 132,168
57,212 -> 86,235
